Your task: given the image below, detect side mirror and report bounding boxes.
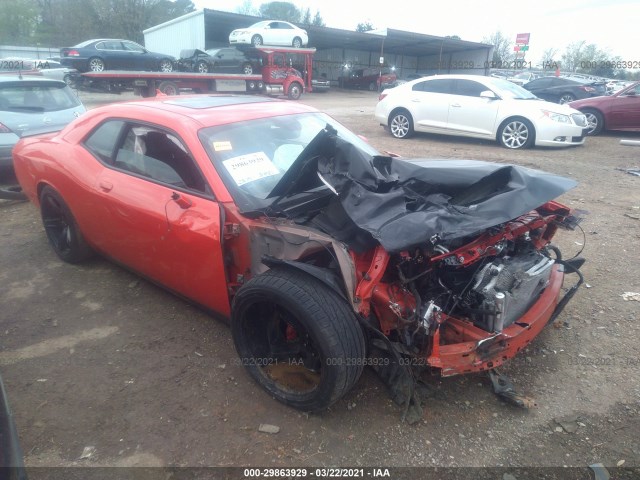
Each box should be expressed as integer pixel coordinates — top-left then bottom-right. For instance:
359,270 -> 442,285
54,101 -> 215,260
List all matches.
480,90 -> 497,99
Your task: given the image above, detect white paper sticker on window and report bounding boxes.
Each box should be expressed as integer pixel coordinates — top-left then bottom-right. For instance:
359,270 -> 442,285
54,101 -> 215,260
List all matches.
222,152 -> 280,186
213,141 -> 232,151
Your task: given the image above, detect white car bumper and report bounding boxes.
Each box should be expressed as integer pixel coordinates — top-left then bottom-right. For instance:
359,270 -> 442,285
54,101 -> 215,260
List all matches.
534,121 -> 588,147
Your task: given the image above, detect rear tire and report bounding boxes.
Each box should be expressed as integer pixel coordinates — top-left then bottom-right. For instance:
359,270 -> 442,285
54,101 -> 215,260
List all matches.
195,60 -> 209,73
292,37 -> 302,48
88,57 -> 105,72
389,109 -> 414,138
241,63 -> 253,75
231,268 -> 366,411
582,108 -> 604,135
40,186 -> 93,263
157,81 -> 179,96
558,93 -> 575,104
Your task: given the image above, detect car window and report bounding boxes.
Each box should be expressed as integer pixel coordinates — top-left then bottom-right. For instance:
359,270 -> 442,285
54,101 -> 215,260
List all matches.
0,83 -> 81,112
123,42 -> 145,53
114,125 -> 207,193
84,120 -> 126,163
413,79 -> 452,94
454,79 -> 487,97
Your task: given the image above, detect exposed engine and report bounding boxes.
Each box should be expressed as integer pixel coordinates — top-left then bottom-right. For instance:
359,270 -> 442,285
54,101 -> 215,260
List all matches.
367,208 -> 570,348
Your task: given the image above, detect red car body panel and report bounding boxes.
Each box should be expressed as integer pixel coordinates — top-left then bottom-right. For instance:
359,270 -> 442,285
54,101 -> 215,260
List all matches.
569,81 -> 640,132
13,98 -> 317,317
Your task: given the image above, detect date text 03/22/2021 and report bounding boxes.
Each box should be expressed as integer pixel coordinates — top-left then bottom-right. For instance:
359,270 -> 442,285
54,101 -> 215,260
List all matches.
243,468 -> 391,478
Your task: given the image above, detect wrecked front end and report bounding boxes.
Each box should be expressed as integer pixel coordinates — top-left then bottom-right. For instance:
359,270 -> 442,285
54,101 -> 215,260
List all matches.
215,121 -> 584,416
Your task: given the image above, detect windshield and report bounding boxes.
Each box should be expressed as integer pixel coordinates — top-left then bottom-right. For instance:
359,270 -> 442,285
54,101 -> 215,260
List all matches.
199,112 -> 379,212
489,78 -> 538,99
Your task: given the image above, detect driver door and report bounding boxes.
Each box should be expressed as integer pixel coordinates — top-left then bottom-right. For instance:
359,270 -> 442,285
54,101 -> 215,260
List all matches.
82,120 -> 231,316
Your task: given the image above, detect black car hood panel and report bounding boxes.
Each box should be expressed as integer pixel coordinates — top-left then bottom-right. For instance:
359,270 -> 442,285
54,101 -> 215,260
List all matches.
307,133 -> 576,252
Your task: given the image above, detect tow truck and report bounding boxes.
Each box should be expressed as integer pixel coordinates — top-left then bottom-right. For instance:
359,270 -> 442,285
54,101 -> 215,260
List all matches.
76,46 -> 316,100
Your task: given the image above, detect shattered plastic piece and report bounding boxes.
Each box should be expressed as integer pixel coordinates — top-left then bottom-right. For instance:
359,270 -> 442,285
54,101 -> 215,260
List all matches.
488,369 -> 537,408
258,424 -> 280,434
617,459 -> 625,467
589,463 -> 610,480
79,446 -> 96,459
621,292 -> 640,302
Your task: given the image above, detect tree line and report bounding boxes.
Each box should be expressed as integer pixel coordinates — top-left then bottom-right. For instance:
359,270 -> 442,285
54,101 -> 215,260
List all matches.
0,0 -> 327,48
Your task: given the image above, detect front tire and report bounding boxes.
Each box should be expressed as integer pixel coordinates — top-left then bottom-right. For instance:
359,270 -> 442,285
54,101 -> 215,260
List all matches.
88,57 -> 105,72
287,82 -> 302,100
251,35 -> 263,46
292,37 -> 302,48
231,268 -> 366,411
389,109 -> 414,138
241,63 -> 253,75
40,186 -> 93,263
368,82 -> 377,91
582,108 -> 604,135
498,117 -> 535,149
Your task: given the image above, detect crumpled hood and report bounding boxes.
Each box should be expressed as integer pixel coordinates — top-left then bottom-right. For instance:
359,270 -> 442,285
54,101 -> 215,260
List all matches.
314,133 -> 577,252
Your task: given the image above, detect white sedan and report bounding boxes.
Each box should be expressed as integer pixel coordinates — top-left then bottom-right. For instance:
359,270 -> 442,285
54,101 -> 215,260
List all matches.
375,74 -> 589,149
229,20 -> 308,48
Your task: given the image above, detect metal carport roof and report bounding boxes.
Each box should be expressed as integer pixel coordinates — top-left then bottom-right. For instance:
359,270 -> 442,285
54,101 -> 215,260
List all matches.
200,9 -> 492,60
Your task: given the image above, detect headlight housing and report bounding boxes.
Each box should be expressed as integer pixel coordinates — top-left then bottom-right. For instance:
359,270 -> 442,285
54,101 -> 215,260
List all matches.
541,110 -> 571,124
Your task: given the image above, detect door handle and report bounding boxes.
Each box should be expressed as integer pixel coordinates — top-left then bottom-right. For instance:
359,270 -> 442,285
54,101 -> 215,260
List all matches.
451,103 -> 462,107
411,99 -> 421,102
171,192 -> 192,209
99,180 -> 113,192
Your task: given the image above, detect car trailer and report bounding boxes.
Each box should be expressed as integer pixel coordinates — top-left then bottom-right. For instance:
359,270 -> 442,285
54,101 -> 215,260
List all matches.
77,46 -> 317,100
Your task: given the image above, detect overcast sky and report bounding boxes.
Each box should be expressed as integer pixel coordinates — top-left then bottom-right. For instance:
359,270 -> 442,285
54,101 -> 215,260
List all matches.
196,0 -> 639,66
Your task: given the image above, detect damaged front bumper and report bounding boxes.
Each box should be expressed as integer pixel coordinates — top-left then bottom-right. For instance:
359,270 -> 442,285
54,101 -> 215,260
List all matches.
429,264 -> 568,377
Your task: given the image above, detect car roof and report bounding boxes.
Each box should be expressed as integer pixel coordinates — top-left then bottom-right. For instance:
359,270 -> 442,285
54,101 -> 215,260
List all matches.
87,95 -> 319,129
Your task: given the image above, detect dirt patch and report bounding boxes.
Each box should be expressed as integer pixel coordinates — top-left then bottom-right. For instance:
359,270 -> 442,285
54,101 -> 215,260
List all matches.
1,89 -> 639,472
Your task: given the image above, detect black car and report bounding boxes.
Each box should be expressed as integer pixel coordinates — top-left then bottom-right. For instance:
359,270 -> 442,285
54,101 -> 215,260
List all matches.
523,76 -> 607,104
177,47 -> 262,74
60,39 -> 175,73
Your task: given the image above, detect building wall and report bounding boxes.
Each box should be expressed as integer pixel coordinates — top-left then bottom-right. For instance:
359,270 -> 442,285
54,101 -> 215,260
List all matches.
143,10 -> 205,58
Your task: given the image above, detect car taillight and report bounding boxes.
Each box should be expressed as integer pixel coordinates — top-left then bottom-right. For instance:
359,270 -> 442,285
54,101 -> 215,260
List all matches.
66,50 -> 80,57
580,86 -> 596,93
0,122 -> 13,134
378,93 -> 387,101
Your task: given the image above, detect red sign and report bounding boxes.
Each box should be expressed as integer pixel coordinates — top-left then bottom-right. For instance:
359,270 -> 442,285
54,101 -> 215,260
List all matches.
515,33 -> 530,44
